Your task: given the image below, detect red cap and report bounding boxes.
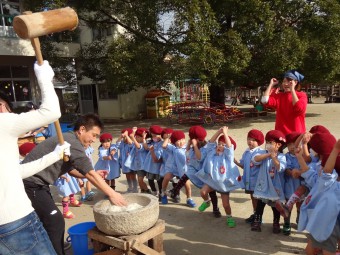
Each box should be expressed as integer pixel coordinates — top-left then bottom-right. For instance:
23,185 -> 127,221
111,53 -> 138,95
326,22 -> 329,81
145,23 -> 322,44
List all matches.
170,130 -> 185,144
19,142 -> 36,157
218,135 -> 237,150
285,132 -> 301,144
121,128 -> 133,136
100,133 -> 112,143
265,130 -> 286,144
248,129 -> 264,145
309,132 -> 336,156
309,125 -> 330,134
161,128 -> 174,138
135,128 -> 147,137
149,125 -> 163,135
189,126 -> 207,141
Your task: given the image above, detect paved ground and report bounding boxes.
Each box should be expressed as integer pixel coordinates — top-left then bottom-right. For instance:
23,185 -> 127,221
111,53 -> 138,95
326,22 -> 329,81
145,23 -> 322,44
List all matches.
60,97 -> 340,255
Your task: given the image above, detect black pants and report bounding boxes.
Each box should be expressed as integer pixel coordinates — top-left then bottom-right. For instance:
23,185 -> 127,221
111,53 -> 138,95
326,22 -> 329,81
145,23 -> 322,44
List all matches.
24,181 -> 65,255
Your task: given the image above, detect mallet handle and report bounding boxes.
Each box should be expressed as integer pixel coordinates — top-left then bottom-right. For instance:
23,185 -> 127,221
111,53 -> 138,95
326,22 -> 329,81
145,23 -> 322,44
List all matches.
23,12 -> 69,161
30,37 -> 43,65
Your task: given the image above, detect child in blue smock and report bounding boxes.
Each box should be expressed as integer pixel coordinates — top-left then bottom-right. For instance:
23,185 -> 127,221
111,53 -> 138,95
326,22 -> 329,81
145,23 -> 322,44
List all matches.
54,173 -> 82,219
143,125 -> 164,197
196,126 -> 243,227
79,145 -> 96,201
283,127 -> 331,225
280,132 -> 303,235
118,128 -> 137,192
235,129 -> 265,224
296,133 -> 340,255
160,130 -> 196,208
251,130 -> 287,234
94,133 -> 120,190
171,125 -> 221,216
125,127 -> 150,193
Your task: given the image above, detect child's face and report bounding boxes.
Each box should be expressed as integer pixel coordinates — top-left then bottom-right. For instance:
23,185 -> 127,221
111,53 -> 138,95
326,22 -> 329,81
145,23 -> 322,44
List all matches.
216,142 -> 225,154
135,135 -> 143,143
151,133 -> 161,142
287,142 -> 295,154
265,140 -> 280,152
102,140 -> 111,149
247,137 -> 259,150
175,138 -> 186,148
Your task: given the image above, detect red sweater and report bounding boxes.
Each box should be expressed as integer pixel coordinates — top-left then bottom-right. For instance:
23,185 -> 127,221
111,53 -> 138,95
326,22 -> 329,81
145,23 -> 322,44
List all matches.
266,91 -> 307,136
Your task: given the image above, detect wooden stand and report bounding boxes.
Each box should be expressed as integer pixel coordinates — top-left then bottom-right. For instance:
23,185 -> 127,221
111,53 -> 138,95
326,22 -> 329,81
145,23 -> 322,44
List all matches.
88,219 -> 165,255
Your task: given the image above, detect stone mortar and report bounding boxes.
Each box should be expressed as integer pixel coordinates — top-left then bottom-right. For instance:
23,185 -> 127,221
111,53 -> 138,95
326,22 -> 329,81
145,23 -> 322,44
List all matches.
93,193 -> 159,236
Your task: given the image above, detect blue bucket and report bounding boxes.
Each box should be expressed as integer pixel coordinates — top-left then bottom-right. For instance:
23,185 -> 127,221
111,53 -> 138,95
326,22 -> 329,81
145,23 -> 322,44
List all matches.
67,222 -> 96,255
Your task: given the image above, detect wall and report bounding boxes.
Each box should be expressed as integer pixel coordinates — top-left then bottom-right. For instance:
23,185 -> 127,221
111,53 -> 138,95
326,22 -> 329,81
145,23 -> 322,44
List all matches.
98,87 -> 147,119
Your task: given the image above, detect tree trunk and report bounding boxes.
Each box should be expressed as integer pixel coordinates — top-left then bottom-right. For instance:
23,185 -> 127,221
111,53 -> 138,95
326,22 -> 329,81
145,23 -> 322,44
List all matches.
209,85 -> 225,104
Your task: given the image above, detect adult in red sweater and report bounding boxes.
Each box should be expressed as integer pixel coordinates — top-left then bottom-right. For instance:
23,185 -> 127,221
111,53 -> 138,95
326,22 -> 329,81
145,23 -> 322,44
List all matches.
261,70 -> 307,136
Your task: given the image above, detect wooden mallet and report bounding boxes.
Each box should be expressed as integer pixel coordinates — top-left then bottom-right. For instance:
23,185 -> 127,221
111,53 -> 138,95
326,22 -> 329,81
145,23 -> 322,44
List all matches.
13,7 -> 79,161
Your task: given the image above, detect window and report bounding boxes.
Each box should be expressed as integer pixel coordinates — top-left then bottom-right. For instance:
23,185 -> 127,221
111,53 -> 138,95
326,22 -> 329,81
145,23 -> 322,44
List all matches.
98,83 -> 118,100
0,64 -> 30,105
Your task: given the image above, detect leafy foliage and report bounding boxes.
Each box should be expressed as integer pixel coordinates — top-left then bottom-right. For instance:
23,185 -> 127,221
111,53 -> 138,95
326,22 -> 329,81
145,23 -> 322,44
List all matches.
24,0 -> 340,92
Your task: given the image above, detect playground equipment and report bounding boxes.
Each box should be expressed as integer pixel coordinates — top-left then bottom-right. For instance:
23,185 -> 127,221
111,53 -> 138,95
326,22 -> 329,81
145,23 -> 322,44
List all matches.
167,101 -> 245,126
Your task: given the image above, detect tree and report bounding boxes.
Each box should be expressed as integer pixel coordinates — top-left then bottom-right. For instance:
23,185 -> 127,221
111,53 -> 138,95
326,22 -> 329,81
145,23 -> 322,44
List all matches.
24,0 -> 340,103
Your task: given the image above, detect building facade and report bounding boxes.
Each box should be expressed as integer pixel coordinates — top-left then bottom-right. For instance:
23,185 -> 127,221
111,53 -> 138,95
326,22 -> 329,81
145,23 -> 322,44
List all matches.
0,0 -> 146,119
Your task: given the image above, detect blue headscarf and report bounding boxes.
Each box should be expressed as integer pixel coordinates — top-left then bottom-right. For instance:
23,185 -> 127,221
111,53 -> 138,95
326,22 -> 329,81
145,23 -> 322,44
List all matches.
284,70 -> 304,83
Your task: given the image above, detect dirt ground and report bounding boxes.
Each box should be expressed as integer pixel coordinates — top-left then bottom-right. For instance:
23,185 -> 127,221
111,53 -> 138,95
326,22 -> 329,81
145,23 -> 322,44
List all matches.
59,97 -> 340,255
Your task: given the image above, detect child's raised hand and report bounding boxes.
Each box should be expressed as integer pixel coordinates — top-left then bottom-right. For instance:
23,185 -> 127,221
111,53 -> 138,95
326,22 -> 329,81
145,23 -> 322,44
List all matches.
132,126 -> 137,133
294,146 -> 303,158
149,145 -> 154,151
302,132 -> 312,144
142,131 -> 147,139
191,138 -> 197,147
163,133 -> 171,139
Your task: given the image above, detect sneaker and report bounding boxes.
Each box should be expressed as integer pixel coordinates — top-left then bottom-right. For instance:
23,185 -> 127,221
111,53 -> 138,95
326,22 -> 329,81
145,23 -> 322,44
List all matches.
169,189 -> 175,199
227,217 -> 236,228
186,198 -> 196,208
141,189 -> 152,194
251,221 -> 261,232
161,195 -> 168,204
272,222 -> 281,234
198,201 -> 210,212
283,222 -> 291,235
245,214 -> 255,224
173,195 -> 181,203
80,196 -> 87,202
213,209 -> 222,218
85,191 -> 95,201
70,200 -> 82,207
63,211 -> 75,219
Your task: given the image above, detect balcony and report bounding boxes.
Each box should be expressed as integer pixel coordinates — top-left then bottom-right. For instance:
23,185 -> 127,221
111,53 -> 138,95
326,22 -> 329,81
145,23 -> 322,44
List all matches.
0,14 -> 17,38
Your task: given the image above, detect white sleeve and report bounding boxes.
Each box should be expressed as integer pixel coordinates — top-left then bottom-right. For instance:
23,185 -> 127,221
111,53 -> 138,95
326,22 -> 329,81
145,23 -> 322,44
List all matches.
261,96 -> 269,104
20,151 -> 60,179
